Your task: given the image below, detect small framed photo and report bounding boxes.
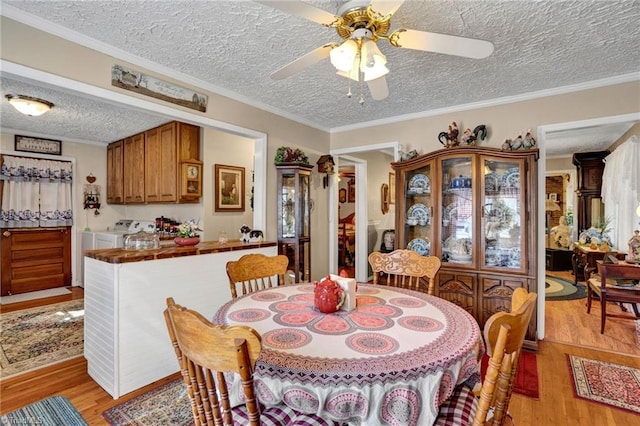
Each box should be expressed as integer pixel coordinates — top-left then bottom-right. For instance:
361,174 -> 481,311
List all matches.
548,193 -> 558,201
215,164 -> 245,212
348,180 -> 356,203
339,188 -> 347,203
15,135 -> 62,155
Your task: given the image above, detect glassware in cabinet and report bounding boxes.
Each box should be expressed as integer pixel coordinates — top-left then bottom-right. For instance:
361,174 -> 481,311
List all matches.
401,163 -> 434,256
481,157 -> 526,271
440,156 -> 474,266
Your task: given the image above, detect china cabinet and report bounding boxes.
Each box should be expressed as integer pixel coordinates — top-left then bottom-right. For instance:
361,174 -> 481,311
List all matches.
392,146 -> 539,344
276,164 -> 313,283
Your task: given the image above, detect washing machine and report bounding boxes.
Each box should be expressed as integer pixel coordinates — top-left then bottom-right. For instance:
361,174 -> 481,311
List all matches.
81,219 -> 155,283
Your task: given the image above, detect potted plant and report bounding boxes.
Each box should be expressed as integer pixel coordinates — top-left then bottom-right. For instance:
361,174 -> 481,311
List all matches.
274,146 -> 309,165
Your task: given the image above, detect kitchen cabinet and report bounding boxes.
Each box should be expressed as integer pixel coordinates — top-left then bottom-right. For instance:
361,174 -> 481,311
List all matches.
123,133 -> 145,204
107,121 -> 200,204
106,140 -> 124,204
392,146 -> 539,345
276,163 -> 313,283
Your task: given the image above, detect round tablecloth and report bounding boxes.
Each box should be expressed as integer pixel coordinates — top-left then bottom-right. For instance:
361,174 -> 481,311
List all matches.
214,283 -> 483,426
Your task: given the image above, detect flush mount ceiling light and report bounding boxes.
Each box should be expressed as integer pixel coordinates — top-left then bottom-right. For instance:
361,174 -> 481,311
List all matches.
260,0 -> 494,104
5,94 -> 54,116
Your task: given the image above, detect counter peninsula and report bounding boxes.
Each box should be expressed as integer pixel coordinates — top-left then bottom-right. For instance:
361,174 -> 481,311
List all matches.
83,240 -> 277,398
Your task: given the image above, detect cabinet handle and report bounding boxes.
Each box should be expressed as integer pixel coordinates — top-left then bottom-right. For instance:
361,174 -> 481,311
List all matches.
2,231 -> 10,238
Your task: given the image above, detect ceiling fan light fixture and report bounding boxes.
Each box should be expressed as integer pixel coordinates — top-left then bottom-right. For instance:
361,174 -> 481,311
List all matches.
5,94 -> 54,116
362,61 -> 389,81
330,39 -> 358,72
361,39 -> 386,68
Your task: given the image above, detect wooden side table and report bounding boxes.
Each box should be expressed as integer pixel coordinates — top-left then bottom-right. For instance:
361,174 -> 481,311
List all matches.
572,245 -> 625,284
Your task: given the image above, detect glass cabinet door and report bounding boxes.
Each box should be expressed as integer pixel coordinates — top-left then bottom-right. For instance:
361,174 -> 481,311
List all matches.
403,163 -> 434,256
481,157 -> 524,271
281,175 -> 296,238
441,156 -> 474,265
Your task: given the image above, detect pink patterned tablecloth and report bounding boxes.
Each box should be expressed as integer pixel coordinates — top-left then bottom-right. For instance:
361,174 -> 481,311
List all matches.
214,283 -> 483,426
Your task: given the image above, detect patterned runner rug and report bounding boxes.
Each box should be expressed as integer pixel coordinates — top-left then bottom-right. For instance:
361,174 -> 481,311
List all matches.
567,354 -> 640,414
103,379 -> 192,425
481,350 -> 539,398
0,299 -> 84,378
0,395 -> 88,426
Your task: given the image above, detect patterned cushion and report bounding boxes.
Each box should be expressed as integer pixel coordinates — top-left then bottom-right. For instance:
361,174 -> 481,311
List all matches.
232,403 -> 296,425
288,412 -> 343,426
231,404 -> 344,426
434,383 -> 478,426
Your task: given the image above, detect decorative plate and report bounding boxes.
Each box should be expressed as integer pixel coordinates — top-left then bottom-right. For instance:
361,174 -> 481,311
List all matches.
501,167 -> 520,188
407,238 -> 430,256
407,203 -> 430,224
484,172 -> 501,192
408,174 -> 430,194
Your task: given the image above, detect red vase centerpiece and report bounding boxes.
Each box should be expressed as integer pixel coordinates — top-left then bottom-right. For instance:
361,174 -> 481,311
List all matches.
314,275 -> 345,314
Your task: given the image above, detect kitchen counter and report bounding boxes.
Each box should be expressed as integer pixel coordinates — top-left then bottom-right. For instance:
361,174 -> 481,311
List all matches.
83,241 -> 278,399
84,239 -> 276,263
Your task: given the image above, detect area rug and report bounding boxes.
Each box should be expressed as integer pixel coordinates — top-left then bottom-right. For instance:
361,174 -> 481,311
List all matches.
567,354 -> 640,414
636,320 -> 640,347
0,287 -> 71,305
0,395 -> 88,425
481,350 -> 539,398
545,275 -> 586,300
103,378 -> 192,425
0,299 -> 84,378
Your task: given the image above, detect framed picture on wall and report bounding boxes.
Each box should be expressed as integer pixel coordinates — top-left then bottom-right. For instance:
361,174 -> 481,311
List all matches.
339,188 -> 347,203
215,164 -> 245,212
389,172 -> 396,204
348,180 -> 356,203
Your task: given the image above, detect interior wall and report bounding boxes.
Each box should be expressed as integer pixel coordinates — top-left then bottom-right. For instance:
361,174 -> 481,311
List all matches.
202,128 -> 254,241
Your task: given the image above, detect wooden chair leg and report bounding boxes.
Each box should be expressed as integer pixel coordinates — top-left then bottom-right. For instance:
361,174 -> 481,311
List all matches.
586,287 -> 592,313
600,299 -> 606,334
632,303 -> 640,318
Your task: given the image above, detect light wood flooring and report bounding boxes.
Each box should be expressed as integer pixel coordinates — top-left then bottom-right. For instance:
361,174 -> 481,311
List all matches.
1,282 -> 640,425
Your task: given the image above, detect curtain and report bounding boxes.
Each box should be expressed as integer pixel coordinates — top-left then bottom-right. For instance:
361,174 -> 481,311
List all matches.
601,135 -> 640,250
0,155 -> 73,228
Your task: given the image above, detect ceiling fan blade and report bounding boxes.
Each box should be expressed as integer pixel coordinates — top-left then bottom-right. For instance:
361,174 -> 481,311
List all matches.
271,43 -> 339,80
369,0 -> 406,19
391,29 -> 494,59
367,76 -> 389,100
254,1 -> 339,27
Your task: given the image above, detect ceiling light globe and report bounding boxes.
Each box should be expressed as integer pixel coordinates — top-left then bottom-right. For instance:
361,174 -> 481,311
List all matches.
363,62 -> 389,82
361,40 -> 387,69
5,94 -> 54,116
330,39 -> 358,72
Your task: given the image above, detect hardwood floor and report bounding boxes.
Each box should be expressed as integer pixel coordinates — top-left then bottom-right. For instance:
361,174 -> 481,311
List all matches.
2,282 -> 640,425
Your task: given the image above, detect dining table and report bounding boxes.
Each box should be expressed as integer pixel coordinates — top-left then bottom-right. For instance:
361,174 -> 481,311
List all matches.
213,283 -> 484,426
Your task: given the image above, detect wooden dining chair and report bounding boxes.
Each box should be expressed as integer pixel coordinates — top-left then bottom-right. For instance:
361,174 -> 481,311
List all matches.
435,288 -> 537,426
368,249 -> 442,295
586,260 -> 640,333
164,297 -> 300,425
226,253 -> 289,298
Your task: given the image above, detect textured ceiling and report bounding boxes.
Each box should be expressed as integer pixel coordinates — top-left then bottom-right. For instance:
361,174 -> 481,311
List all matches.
1,0 -> 639,155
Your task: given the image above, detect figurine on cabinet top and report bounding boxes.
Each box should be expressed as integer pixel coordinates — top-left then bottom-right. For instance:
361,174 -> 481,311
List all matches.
502,130 -> 537,151
460,124 -> 488,146
438,121 -> 460,147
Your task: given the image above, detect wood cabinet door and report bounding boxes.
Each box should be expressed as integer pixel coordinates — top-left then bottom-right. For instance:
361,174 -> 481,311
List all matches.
145,123 -> 178,203
1,227 -> 71,295
106,140 -> 124,204
123,133 -> 145,203
436,269 -> 477,317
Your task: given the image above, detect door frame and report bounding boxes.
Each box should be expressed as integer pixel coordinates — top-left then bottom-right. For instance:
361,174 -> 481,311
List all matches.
330,142 -> 400,283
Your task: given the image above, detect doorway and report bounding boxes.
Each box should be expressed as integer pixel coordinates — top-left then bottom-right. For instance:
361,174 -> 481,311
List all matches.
330,142 -> 400,283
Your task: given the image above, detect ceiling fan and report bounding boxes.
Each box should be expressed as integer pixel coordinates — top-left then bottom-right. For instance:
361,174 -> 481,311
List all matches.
257,0 -> 494,103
